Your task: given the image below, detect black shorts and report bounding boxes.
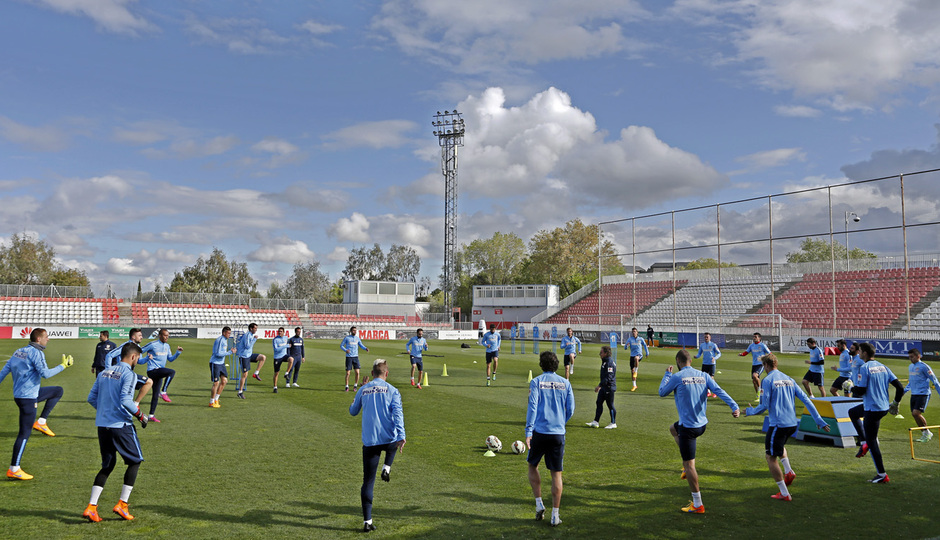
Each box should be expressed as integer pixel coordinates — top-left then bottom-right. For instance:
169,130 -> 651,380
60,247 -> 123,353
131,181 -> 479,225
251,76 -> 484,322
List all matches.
832,376 -> 849,390
485,351 -> 498,364
98,425 -> 144,465
210,363 -> 228,382
911,394 -> 930,412
527,432 -> 565,472
701,364 -> 716,377
630,356 -> 642,370
346,356 -> 360,371
410,356 -> 424,371
239,354 -> 261,373
674,422 -> 706,461
564,354 -> 575,366
751,364 -> 764,376
135,374 -> 149,389
765,425 -> 797,457
803,371 -> 824,386
273,356 -> 290,372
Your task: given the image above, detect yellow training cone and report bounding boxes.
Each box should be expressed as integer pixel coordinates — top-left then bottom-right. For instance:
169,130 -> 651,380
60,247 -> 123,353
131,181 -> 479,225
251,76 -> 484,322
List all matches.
422,372 -> 429,386
442,364 -> 449,377
527,370 -> 533,383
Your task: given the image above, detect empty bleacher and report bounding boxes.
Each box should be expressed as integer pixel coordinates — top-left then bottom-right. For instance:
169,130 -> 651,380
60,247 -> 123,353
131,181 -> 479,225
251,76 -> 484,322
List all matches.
0,297 -> 118,324
545,281 -> 682,325
134,304 -> 301,327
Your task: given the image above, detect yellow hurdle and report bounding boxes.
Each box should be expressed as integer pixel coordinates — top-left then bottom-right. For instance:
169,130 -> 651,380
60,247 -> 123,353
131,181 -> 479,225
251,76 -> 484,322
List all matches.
909,425 -> 940,464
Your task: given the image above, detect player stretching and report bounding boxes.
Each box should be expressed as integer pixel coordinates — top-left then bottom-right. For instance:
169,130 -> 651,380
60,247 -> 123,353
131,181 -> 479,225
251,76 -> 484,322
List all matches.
801,338 -> 825,397
906,348 -> 939,442
271,327 -> 294,393
209,327 -> 236,408
560,328 -> 581,380
526,351 -> 575,527
740,333 -> 771,400
0,328 -> 73,480
349,359 -> 406,533
106,329 -> 153,408
406,328 -> 428,389
624,327 -> 649,391
342,326 -> 369,392
586,345 -> 617,429
83,342 -> 150,522
236,323 -> 267,399
285,327 -> 305,387
745,353 -> 830,501
694,332 -> 721,398
847,342 -> 906,483
829,339 -> 852,396
480,324 -> 501,386
659,349 -> 739,514
139,329 -> 182,423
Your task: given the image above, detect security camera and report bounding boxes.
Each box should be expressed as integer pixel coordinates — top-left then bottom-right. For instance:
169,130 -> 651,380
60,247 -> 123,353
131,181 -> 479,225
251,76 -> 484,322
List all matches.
853,216 -> 861,223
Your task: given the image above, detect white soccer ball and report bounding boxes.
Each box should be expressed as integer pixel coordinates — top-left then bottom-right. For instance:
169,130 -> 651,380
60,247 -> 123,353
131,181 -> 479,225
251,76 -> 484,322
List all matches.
511,440 -> 526,454
485,435 -> 502,452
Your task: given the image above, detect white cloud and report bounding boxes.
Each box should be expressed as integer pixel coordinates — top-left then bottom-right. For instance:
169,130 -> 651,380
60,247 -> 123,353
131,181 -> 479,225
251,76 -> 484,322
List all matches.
773,105 -> 822,118
299,19 -> 342,35
0,116 -> 70,151
247,237 -> 315,264
278,183 -> 350,212
328,212 -> 371,242
252,137 -> 305,167
327,246 -> 349,262
397,221 -> 431,245
185,13 -> 340,54
322,120 -> 417,149
735,147 -> 806,170
29,0 -> 154,35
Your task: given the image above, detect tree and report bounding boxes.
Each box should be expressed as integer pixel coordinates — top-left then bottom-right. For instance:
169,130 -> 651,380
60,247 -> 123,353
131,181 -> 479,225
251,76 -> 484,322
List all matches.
523,219 -> 625,297
385,244 -> 420,282
342,243 -> 385,281
50,268 -> 90,287
284,260 -> 331,302
786,238 -> 876,263
267,281 -> 285,299
682,258 -> 738,270
168,248 -> 258,294
0,233 -> 56,285
460,232 -> 526,285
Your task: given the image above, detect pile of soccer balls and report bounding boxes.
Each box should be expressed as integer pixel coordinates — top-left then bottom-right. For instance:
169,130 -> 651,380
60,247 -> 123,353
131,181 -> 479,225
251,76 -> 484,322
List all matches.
486,435 -> 525,455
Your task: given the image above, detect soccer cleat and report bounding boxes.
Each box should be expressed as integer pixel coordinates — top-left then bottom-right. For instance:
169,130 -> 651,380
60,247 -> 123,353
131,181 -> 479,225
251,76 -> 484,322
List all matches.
680,469 -> 687,480
285,374 -> 291,386
345,386 -> 349,392
160,393 -> 172,403
7,468 -> 33,480
273,387 -> 278,393
83,503 -> 102,522
411,379 -> 416,386
416,384 -> 422,390
252,373 -> 262,381
535,508 -> 545,521
210,401 -> 220,408
604,423 -> 618,429
631,386 -> 637,392
784,470 -> 795,486
354,385 -> 358,390
381,469 -> 390,482
237,392 -> 246,399
148,416 -> 161,423
293,383 -> 300,388
918,431 -> 934,443
486,380 -> 490,387
586,421 -> 599,428
492,373 -> 496,380
680,501 -> 705,514
33,422 -> 55,437
855,442 -> 869,458
869,474 -> 890,484
756,393 -> 762,401
771,492 -> 792,501
550,515 -> 562,527
113,500 -> 134,520
363,522 -> 376,533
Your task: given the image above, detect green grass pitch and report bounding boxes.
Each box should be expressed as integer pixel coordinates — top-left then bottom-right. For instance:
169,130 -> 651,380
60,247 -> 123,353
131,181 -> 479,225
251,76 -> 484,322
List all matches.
1,337 -> 939,538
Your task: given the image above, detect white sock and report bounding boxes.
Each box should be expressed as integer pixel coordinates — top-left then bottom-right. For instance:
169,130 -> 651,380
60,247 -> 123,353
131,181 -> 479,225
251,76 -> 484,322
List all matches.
214,394 -> 220,401
120,484 -> 133,502
780,457 -> 792,474
364,519 -> 373,525
160,391 -> 167,396
382,464 -> 391,474
149,415 -> 155,419
776,480 -> 790,497
134,401 -> 140,408
90,485 -> 104,505
551,508 -> 559,520
411,377 -> 414,380
535,497 -> 544,511
691,492 -> 702,507
10,465 -> 20,473
487,376 -> 491,380
254,370 -> 259,375
37,418 -> 47,425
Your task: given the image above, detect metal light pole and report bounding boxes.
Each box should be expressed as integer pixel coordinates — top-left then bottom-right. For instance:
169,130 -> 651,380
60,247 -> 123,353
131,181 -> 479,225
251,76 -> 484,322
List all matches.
432,110 -> 465,322
844,211 -> 860,270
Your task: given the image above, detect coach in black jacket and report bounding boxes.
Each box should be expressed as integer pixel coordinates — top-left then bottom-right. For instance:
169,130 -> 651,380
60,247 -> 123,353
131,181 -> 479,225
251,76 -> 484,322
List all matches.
91,330 -> 117,377
586,345 -> 618,429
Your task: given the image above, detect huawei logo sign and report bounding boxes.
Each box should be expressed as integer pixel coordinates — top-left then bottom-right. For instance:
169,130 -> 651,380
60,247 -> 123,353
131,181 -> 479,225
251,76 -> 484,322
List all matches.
20,327 -> 32,338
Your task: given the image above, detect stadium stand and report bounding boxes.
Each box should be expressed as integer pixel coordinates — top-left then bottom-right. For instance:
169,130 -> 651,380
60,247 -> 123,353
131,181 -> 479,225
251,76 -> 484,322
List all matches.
133,304 -> 301,327
0,297 -> 119,325
545,281 -> 683,325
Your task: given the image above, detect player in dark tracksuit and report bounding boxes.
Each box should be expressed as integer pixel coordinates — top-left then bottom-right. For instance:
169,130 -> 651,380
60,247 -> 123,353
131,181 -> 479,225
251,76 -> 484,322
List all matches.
587,345 -> 617,428
92,331 -> 117,377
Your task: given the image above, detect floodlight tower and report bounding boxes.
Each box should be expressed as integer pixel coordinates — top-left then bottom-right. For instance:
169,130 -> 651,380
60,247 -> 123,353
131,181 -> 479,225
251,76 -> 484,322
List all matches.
432,110 -> 465,321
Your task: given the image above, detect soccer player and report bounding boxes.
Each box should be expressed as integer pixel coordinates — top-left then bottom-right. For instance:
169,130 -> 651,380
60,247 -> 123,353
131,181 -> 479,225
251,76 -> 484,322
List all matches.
741,333 -> 772,400
801,338 -> 825,398
624,327 -> 649,391
341,326 -> 369,392
236,323 -> 267,398
560,328 -> 581,380
659,349 -> 739,514
271,327 -> 293,394
829,339 -> 852,396
694,332 -> 721,398
586,345 -> 617,429
406,328 -> 428,389
209,326 -> 236,408
745,353 -> 830,501
905,348 -> 940,443
349,359 -> 406,533
83,342 -> 150,522
480,324 -> 501,386
106,329 -> 153,407
847,342 -> 906,483
0,328 -> 73,480
285,327 -> 305,387
92,330 -> 117,377
647,325 -> 654,345
526,351 -> 574,527
138,329 -> 182,423
848,342 -> 864,386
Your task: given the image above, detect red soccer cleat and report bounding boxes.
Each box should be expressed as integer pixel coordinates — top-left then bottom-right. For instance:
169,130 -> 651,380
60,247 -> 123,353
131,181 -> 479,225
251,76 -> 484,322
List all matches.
771,492 -> 792,502
784,471 -> 795,486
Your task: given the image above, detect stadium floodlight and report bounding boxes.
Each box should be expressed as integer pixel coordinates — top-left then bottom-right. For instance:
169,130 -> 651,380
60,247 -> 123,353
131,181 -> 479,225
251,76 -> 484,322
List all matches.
433,109 -> 465,322
844,211 -> 860,270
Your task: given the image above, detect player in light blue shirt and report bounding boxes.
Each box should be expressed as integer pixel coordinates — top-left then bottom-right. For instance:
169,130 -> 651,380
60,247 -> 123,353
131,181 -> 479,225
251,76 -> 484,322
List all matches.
271,327 -> 294,393
84,342 -> 149,522
800,337 -> 826,397
694,332 -> 722,397
405,328 -> 428,388
209,326 -> 236,407
105,329 -> 153,407
341,326 -> 369,392
139,328 -> 182,422
624,327 -> 650,391
0,328 -> 73,480
740,333 -> 772,399
349,359 -> 405,533
849,343 -> 864,386
829,339 -> 852,396
745,353 -> 829,501
236,323 -> 267,398
659,349 -> 739,514
906,348 -> 940,442
847,342 -> 906,483
560,327 -> 581,380
525,351 -> 574,526
479,324 -> 501,386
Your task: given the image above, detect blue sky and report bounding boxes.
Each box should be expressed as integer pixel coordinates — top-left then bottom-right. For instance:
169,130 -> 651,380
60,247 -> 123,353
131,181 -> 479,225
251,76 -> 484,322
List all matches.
2,0 -> 940,296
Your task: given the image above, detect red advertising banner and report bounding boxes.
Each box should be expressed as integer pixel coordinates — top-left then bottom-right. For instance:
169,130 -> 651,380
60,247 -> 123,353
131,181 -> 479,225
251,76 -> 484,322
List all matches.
0,326 -> 12,339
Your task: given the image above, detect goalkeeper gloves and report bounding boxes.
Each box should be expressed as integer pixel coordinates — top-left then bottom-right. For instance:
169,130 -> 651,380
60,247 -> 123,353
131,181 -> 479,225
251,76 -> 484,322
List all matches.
842,380 -> 854,395
59,354 -> 74,369
889,401 -> 900,415
133,408 -> 149,429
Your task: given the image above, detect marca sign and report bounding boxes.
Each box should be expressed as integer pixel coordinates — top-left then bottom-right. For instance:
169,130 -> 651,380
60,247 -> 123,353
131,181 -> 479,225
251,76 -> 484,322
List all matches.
13,326 -> 79,339
358,329 -> 392,340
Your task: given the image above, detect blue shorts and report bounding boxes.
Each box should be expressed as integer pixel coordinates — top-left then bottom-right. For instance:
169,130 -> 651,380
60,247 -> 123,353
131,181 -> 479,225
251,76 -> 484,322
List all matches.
346,357 -> 360,371
135,374 -> 149,389
239,354 -> 261,373
98,425 -> 144,465
527,432 -> 565,472
911,394 -> 930,412
210,363 -> 228,382
701,364 -> 716,377
765,425 -> 797,457
751,364 -> 764,376
674,422 -> 706,461
273,355 -> 290,372
410,356 -> 423,371
564,354 -> 575,366
485,351 -> 498,364
802,371 -> 824,386
832,376 -> 850,390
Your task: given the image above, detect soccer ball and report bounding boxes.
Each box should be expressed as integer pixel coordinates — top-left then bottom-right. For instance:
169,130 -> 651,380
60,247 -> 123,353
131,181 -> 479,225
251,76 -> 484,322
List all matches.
485,435 -> 502,452
511,440 -> 526,454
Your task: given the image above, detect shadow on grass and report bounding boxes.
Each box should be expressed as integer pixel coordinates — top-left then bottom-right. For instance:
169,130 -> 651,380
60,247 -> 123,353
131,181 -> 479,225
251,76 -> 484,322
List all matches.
2,508 -> 86,525
138,504 -> 345,531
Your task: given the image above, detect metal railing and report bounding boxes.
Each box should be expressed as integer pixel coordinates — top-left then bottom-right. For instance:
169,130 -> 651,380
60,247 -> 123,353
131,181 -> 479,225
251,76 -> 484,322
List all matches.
0,284 -> 94,298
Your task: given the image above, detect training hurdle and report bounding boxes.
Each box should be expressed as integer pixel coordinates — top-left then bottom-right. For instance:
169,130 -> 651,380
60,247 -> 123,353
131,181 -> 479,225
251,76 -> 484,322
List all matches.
909,425 -> 940,463
793,396 -> 862,448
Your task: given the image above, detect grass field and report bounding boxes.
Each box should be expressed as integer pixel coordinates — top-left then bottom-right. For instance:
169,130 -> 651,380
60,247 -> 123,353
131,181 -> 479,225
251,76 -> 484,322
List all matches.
1,336 -> 939,539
